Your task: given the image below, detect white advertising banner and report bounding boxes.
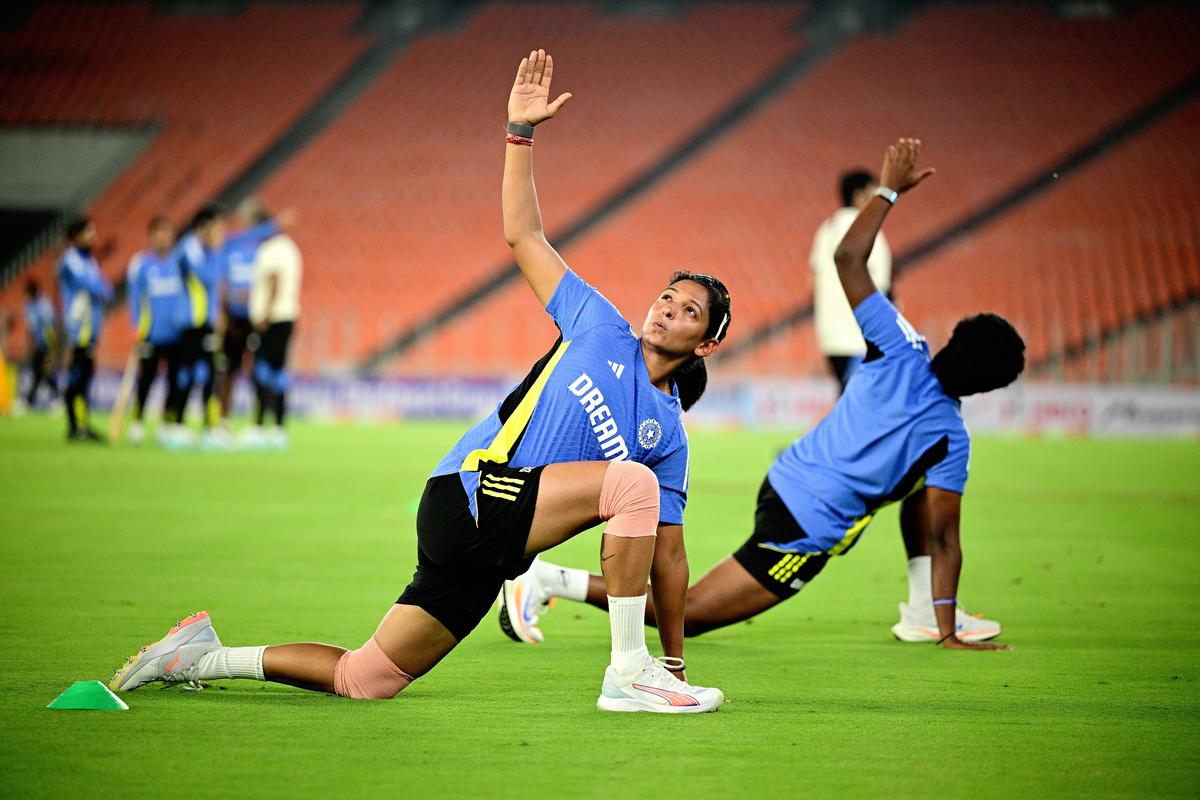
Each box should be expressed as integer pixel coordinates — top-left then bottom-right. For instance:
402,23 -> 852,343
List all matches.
77,371 -> 1200,437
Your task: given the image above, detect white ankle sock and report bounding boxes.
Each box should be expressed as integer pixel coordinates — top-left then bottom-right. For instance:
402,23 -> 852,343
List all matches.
195,646 -> 266,681
608,595 -> 650,674
907,556 -> 933,607
536,559 -> 589,602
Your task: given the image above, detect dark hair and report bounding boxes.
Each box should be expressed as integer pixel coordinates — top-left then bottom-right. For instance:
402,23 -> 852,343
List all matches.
189,203 -> 225,231
25,279 -> 39,298
148,215 -> 172,233
666,270 -> 732,412
66,216 -> 92,241
931,313 -> 1026,398
840,170 -> 875,208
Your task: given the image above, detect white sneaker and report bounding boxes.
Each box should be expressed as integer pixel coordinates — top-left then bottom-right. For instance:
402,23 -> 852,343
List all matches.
597,654 -> 723,714
109,611 -> 222,692
158,424 -> 195,451
200,427 -> 232,451
267,427 -> 290,450
238,425 -> 268,449
890,601 -> 1002,643
498,563 -> 554,644
128,422 -> 145,445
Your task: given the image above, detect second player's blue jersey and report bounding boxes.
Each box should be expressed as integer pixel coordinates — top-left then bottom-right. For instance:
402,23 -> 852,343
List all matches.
57,246 -> 112,348
175,232 -> 220,328
221,221 -> 279,319
767,291 -> 970,555
25,296 -> 55,349
127,249 -> 187,345
433,270 -> 691,525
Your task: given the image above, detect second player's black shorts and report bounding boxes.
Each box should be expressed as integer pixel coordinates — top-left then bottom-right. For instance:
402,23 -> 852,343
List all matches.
732,476 -> 831,600
396,462 -> 545,641
220,314 -> 252,372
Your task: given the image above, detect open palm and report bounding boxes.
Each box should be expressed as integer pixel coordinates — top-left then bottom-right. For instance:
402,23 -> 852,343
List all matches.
509,49 -> 572,127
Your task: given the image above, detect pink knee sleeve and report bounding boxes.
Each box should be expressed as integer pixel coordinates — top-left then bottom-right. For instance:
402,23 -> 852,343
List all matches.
333,636 -> 414,700
598,461 -> 659,538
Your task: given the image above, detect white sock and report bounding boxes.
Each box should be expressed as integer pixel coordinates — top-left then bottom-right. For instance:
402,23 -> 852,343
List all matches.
535,559 -> 589,602
195,646 -> 266,681
608,595 -> 650,674
907,556 -> 932,608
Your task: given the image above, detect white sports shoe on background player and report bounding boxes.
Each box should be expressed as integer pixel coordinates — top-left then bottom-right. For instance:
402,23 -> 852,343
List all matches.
598,654 -> 723,714
890,602 -> 1001,643
109,611 -> 222,691
499,567 -> 553,644
128,421 -> 145,445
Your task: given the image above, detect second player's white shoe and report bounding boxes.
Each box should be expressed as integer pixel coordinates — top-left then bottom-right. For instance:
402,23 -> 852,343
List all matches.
598,654 -> 723,714
498,565 -> 553,644
109,611 -> 222,691
890,602 -> 1002,643
128,421 -> 145,445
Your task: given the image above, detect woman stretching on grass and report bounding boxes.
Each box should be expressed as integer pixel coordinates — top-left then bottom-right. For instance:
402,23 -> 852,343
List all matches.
109,49 -> 733,713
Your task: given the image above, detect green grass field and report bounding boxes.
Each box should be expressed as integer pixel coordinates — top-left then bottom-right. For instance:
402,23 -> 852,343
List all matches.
1,414 -> 1197,798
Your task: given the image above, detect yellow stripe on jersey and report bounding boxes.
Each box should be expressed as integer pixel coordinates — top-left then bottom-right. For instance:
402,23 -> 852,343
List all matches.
828,514 -> 873,556
186,272 -> 207,327
136,296 -> 151,341
460,340 -> 571,472
482,477 -> 523,492
480,487 -> 518,502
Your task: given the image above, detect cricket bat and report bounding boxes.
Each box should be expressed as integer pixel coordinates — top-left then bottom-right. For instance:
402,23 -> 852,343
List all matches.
108,349 -> 139,443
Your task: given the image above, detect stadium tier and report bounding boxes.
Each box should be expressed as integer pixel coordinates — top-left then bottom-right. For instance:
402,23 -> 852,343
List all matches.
2,2 -> 1197,379
0,2 -> 368,362
255,2 -> 804,372
374,2 -> 1200,377
895,97 -> 1200,380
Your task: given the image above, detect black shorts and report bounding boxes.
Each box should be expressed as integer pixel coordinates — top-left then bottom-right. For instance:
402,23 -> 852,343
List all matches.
254,321 -> 293,370
220,315 -> 252,371
732,477 -> 831,600
396,462 -> 545,641
181,324 -> 217,360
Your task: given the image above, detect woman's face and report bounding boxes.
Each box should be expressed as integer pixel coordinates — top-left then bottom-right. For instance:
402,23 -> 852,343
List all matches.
641,279 -> 714,357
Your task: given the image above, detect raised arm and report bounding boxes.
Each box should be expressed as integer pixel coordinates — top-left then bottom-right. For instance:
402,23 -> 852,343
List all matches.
504,49 -> 574,306
833,138 -> 934,309
907,487 -> 1010,651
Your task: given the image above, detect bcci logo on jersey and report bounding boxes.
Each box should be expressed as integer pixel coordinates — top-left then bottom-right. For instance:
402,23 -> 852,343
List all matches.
637,418 -> 662,450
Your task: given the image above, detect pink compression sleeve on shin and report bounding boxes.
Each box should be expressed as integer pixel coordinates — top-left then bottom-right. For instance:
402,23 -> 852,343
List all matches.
598,461 -> 660,538
333,636 -> 414,699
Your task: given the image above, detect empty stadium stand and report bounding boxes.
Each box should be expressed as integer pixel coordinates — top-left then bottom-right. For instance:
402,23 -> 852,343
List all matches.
0,2 -> 368,362
374,2 -> 1200,379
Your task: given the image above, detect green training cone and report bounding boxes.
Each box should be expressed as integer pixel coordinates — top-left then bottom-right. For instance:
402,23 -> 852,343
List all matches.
47,680 -> 129,711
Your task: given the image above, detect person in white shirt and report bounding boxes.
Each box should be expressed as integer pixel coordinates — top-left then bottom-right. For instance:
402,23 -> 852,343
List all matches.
811,169 -> 892,392
247,231 -> 301,445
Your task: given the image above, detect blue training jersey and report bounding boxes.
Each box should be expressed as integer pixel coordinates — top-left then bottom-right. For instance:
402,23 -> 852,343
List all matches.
175,232 -> 220,328
766,291 -> 970,555
57,246 -> 112,348
221,221 -> 279,319
433,270 -> 691,525
25,296 -> 55,349
128,249 -> 188,345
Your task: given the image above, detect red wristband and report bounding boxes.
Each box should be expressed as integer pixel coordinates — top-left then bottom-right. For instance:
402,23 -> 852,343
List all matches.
505,133 -> 533,146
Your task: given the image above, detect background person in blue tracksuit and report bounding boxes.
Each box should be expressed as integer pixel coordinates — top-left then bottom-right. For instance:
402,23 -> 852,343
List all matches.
217,198 -> 289,425
23,279 -> 59,409
126,216 -> 189,442
174,205 -> 226,438
57,217 -> 112,441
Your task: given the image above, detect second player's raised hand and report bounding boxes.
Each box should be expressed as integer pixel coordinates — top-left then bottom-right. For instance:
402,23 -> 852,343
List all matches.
509,49 -> 573,127
880,137 -> 936,194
